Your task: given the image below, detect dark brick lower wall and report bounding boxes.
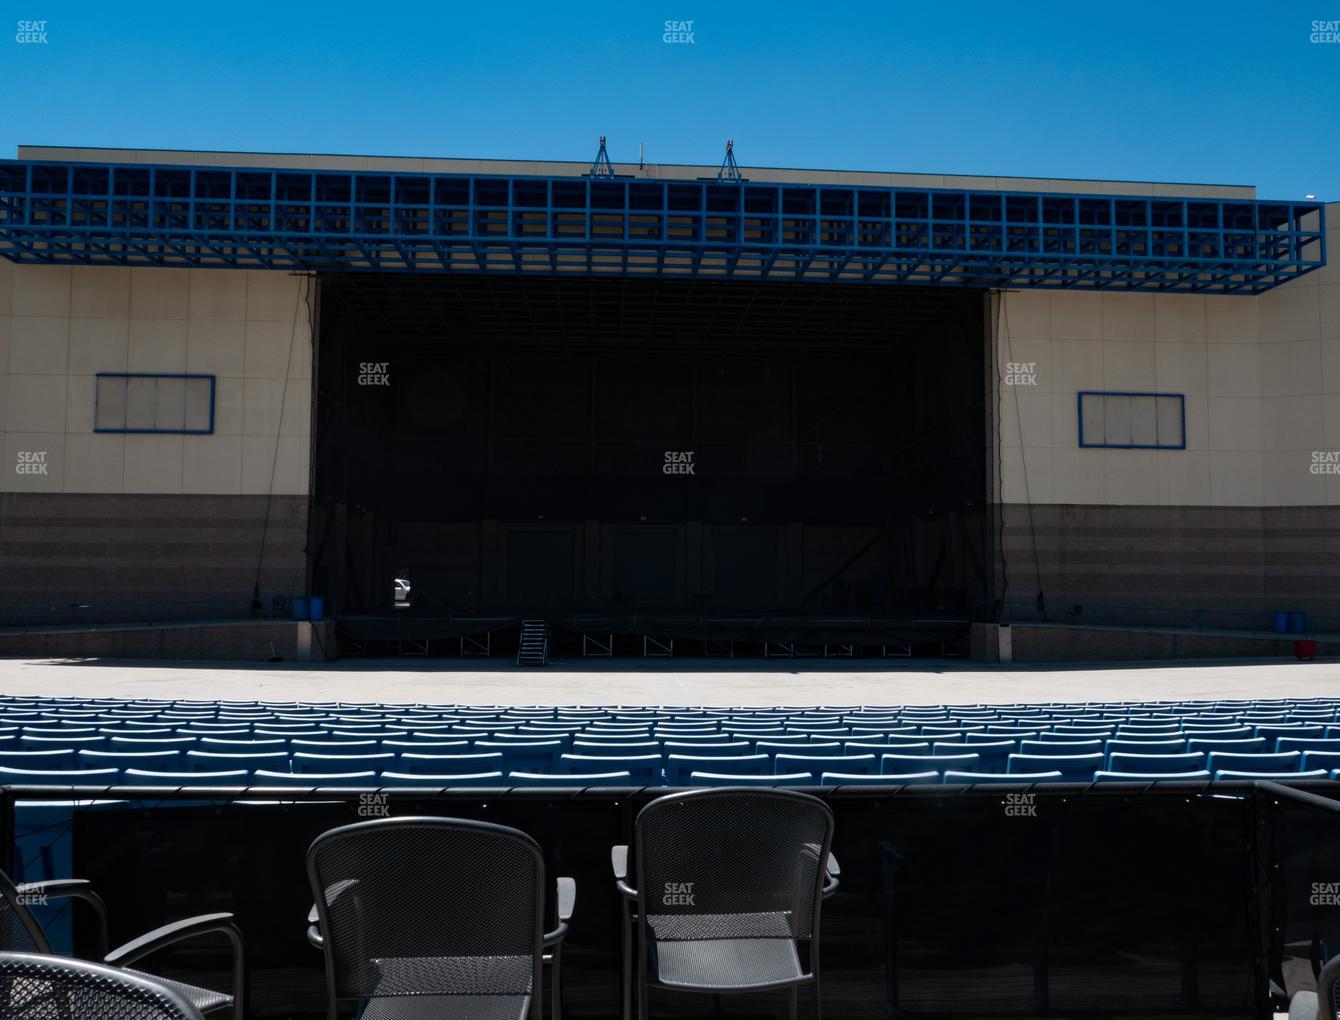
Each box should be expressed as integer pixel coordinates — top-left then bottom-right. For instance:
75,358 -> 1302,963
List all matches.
0,493 -> 308,609
995,503 -> 1340,616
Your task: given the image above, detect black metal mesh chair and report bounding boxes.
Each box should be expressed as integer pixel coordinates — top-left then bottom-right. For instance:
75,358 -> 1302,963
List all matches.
0,951 -> 205,1019
306,816 -> 575,1020
0,867 -> 242,1019
613,788 -> 839,1020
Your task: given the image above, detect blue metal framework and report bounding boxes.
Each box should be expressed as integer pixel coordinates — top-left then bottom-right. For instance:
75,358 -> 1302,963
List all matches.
0,159 -> 1325,292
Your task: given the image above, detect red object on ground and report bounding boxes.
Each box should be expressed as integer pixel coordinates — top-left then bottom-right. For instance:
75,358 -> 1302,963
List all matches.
1295,639 -> 1317,660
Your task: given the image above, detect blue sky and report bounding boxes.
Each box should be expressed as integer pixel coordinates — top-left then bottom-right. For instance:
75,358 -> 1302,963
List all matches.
2,0 -> 1338,199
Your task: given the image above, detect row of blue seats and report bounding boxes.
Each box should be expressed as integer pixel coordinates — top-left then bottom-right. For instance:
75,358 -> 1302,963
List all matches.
0,765 -> 1335,787
2,749 -> 1338,783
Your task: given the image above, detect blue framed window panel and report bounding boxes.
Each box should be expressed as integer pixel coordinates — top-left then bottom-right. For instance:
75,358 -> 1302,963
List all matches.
94,373 -> 216,435
1078,391 -> 1185,450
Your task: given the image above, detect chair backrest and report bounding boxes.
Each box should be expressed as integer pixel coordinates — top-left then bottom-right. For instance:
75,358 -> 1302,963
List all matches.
0,951 -> 205,1019
307,817 -> 543,1011
0,870 -> 53,954
633,788 -> 833,947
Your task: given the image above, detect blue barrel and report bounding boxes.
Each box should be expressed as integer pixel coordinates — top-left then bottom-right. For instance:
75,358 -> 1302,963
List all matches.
291,596 -> 309,621
1273,611 -> 1290,634
308,596 -> 326,622
1289,611 -> 1307,634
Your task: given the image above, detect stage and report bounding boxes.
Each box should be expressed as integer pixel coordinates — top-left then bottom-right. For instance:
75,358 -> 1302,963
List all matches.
0,655 -> 1336,707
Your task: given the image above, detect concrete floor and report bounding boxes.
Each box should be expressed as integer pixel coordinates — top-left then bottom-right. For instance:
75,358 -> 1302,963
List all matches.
0,654 -> 1337,706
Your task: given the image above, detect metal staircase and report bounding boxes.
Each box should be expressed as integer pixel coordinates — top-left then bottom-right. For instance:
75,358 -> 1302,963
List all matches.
517,619 -> 549,666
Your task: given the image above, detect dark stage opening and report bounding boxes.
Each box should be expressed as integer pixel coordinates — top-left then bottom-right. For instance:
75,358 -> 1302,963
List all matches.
309,274 -> 990,644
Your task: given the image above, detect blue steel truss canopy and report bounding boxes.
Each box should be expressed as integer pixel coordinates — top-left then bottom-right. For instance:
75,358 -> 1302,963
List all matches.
0,159 -> 1326,293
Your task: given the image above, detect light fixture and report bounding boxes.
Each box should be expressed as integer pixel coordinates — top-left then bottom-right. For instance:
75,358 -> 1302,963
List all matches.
1306,194 -> 1317,200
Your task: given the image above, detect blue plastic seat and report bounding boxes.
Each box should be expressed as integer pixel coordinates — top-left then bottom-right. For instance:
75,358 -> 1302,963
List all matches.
1213,769 -> 1328,781
559,753 -> 662,783
293,751 -> 395,773
473,740 -> 561,772
1007,753 -> 1103,779
78,749 -> 181,769
0,749 -> 79,770
1205,751 -> 1301,774
186,750 -> 289,771
1186,736 -> 1266,753
507,771 -> 633,788
932,741 -> 1013,772
1104,739 -> 1186,755
198,737 -> 286,751
108,736 -> 198,752
664,754 -> 769,784
1301,751 -> 1340,772
688,772 -> 813,787
252,770 -> 377,786
776,752 -> 876,776
377,771 -> 505,788
1107,751 -> 1207,775
1278,736 -> 1340,753
1020,739 -> 1103,757
569,740 -> 660,756
819,772 -> 932,785
396,752 -> 503,774
661,741 -> 753,755
881,752 -> 979,774
0,766 -> 120,785
1093,770 -> 1210,782
943,771 -> 1065,784
121,769 -> 249,786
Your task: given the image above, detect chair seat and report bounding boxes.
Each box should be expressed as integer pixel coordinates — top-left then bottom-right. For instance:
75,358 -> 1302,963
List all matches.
650,935 -> 805,991
357,993 -> 531,1020
367,954 -> 534,997
127,969 -> 232,1015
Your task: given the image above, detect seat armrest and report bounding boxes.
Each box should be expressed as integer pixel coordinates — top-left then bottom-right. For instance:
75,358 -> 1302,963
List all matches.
105,912 -> 241,968
556,876 -> 576,923
544,877 -> 577,946
611,845 -> 628,881
17,879 -> 109,958
306,903 -> 324,948
822,851 -> 841,898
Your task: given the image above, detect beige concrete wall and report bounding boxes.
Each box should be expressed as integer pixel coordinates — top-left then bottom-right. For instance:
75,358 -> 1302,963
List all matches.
14,145 -> 1255,200
0,263 -> 312,496
993,202 -> 1340,508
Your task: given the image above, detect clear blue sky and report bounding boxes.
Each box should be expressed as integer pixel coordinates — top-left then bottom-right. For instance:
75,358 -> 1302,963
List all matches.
3,0 -> 1338,199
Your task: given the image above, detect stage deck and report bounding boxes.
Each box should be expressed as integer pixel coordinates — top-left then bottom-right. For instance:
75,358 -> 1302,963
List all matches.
0,655 -> 1335,706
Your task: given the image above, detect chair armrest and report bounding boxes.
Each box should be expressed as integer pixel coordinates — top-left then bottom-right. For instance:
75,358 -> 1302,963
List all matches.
105,912 -> 241,968
16,879 -> 109,958
543,877 -> 577,946
306,903 -> 323,948
822,852 -> 841,898
611,845 -> 628,881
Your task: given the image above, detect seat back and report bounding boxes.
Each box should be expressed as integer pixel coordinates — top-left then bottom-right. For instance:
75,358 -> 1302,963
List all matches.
0,951 -> 205,1019
633,788 -> 833,948
307,817 -> 543,1010
0,870 -> 52,953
